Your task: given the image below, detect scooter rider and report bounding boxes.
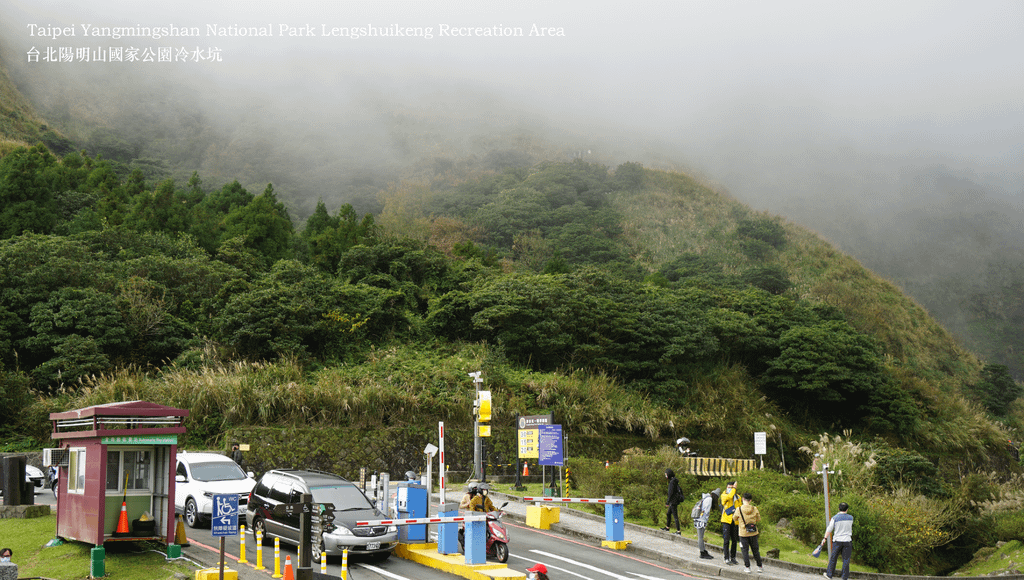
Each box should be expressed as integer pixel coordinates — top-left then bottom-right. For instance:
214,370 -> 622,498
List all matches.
460,482 -> 480,511
468,483 -> 497,513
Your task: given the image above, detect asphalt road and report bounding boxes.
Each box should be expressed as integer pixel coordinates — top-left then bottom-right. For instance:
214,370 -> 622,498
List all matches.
34,490 -> 705,579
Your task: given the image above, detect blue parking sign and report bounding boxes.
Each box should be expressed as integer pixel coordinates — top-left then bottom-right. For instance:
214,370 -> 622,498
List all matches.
211,494 -> 239,537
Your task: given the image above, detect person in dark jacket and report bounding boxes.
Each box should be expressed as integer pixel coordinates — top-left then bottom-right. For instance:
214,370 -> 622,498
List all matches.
662,468 -> 682,534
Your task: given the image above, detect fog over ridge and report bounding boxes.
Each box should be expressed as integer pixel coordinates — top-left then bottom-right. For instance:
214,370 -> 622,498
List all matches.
2,0 -> 1023,372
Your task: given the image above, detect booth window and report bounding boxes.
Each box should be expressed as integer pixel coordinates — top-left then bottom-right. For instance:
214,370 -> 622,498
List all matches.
67,448 -> 86,494
106,449 -> 153,493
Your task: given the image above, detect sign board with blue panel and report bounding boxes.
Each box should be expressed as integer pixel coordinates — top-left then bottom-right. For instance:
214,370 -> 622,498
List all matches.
538,424 -> 563,466
211,494 -> 238,537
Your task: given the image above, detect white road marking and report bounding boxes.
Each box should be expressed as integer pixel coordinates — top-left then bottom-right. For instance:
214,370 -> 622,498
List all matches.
529,549 -> 630,579
510,551 -> 599,580
359,563 -> 416,579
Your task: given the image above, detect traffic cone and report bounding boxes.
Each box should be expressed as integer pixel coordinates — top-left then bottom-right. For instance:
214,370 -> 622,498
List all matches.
283,555 -> 294,580
523,462 -> 529,476
112,501 -> 131,537
175,514 -> 190,546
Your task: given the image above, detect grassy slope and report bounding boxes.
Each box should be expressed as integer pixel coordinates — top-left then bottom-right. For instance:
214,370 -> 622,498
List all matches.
0,55 -> 43,153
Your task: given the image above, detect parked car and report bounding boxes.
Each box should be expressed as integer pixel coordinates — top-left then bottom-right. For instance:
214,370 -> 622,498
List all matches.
26,464 -> 45,491
174,451 -> 256,528
246,469 -> 398,563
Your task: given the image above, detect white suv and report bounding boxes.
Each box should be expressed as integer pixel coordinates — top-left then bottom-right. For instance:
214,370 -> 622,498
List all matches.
175,452 -> 256,528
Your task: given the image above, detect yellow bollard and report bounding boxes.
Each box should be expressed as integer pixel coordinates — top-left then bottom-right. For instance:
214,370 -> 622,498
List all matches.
320,550 -> 327,574
254,530 -> 265,570
272,537 -> 283,579
238,524 -> 247,564
341,549 -> 348,580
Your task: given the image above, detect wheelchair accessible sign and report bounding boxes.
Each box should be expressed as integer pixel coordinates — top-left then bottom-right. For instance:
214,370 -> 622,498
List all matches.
211,494 -> 239,537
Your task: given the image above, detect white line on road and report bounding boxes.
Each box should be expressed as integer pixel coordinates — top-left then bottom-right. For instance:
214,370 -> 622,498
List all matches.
509,551 -> 598,580
528,549 -> 630,579
359,563 -> 416,579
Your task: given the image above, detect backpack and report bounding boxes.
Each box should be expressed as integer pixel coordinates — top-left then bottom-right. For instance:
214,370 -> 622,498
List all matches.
690,497 -> 704,520
672,479 -> 685,504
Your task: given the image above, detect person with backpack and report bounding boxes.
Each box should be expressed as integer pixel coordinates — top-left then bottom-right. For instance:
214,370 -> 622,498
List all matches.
720,480 -> 740,564
692,487 -> 720,558
662,468 -> 683,534
691,487 -> 720,559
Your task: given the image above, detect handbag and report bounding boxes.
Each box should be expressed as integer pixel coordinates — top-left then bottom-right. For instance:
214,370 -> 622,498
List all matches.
739,508 -> 757,533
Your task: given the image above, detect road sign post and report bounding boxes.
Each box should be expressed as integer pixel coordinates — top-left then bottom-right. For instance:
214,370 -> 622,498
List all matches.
211,494 -> 239,580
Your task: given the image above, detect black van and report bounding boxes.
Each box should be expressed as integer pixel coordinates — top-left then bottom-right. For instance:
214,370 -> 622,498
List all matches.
245,469 -> 398,563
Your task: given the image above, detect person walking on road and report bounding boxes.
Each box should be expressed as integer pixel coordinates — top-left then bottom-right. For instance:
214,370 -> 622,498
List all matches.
821,502 -> 854,580
662,468 -> 683,534
694,487 -> 720,559
734,492 -> 763,573
720,480 -> 740,564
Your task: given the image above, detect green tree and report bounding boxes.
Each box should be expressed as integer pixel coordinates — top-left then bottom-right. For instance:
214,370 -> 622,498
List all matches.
220,183 -> 294,263
215,260 -> 402,360
761,320 -> 912,430
968,364 -> 1023,416
0,144 -> 62,237
25,286 -> 129,387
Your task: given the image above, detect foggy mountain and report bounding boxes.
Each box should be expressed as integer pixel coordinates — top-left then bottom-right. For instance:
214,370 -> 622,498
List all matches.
1,0 -> 1022,374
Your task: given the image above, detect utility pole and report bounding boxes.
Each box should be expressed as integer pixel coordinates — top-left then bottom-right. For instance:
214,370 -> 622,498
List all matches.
469,371 -> 483,481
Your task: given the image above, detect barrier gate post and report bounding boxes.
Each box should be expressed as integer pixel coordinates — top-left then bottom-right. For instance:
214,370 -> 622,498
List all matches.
603,496 -> 629,549
523,495 -> 631,550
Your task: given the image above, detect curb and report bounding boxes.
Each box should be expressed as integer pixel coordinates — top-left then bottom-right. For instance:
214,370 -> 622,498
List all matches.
493,492 -> 1020,580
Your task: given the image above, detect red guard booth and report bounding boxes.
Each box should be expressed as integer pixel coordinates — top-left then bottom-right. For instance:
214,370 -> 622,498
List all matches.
48,401 -> 188,545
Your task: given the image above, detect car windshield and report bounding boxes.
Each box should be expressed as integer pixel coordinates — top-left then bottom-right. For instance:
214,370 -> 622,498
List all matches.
310,484 -> 375,511
189,461 -> 247,482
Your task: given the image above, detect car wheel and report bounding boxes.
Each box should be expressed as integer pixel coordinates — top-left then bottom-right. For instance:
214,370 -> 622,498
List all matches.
251,517 -> 268,545
494,542 -> 509,563
185,498 -> 201,528
311,539 -> 325,564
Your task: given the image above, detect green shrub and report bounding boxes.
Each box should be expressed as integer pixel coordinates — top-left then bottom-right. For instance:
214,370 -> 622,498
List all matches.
569,449 -> 698,526
993,509 -> 1024,542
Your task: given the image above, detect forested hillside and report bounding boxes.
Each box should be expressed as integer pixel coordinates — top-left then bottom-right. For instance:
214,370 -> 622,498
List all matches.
5,48 -> 1024,575
1,136 -> 1019,462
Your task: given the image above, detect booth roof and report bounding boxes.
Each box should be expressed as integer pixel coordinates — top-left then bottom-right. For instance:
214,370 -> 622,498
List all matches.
49,400 -> 190,420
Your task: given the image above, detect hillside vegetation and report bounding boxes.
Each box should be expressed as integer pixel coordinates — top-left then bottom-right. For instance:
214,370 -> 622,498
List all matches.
3,53 -> 1024,575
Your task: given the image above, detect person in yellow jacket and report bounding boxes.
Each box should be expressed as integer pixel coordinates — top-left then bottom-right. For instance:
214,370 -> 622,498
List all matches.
719,480 -> 740,565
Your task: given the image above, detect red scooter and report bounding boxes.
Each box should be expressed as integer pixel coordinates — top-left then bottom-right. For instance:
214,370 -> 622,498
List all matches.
459,501 -> 510,563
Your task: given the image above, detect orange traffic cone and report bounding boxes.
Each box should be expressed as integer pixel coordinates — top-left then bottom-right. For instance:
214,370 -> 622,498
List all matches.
283,555 -> 294,580
523,462 -> 529,477
175,514 -> 190,546
113,501 -> 131,537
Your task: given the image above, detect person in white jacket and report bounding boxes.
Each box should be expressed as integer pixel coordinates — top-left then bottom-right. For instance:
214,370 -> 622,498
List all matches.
693,488 -> 720,559
821,502 -> 854,580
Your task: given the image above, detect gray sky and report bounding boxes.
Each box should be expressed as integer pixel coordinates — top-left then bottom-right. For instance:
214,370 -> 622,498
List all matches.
5,0 -> 1022,194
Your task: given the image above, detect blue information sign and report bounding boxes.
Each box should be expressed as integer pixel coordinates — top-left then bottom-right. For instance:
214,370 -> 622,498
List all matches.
538,424 -> 563,466
211,494 -> 239,537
